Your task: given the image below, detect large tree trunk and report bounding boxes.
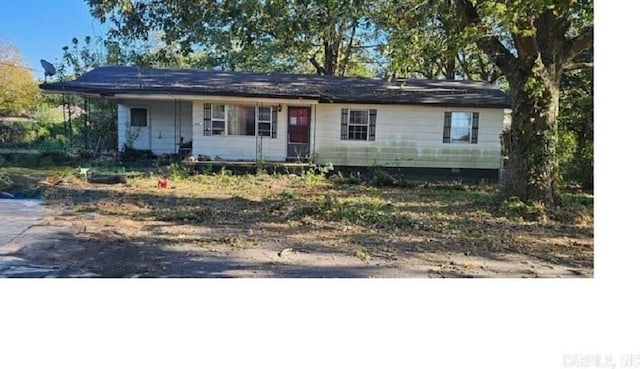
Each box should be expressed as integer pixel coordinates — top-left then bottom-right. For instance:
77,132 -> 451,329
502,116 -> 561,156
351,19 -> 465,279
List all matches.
504,61 -> 562,207
323,40 -> 340,76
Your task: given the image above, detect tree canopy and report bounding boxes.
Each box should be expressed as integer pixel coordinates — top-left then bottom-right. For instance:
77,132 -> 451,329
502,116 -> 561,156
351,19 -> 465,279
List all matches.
87,0 -> 380,76
0,40 -> 40,116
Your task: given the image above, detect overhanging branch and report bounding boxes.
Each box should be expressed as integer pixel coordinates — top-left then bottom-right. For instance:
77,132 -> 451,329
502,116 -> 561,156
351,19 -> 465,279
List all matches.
308,52 -> 325,75
563,62 -> 593,71
454,0 -> 517,75
563,25 -> 593,63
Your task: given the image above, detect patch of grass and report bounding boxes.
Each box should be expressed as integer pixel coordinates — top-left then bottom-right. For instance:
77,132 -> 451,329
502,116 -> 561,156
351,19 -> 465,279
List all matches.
214,167 -> 236,185
295,193 -> 416,229
0,166 -> 80,197
220,234 -> 242,247
332,171 -> 364,185
281,189 -> 301,201
500,196 -> 546,221
300,163 -> 334,185
168,163 -> 191,182
421,180 -> 470,192
550,193 -> 593,224
372,168 -> 397,187
369,168 -> 415,188
0,152 -> 80,168
353,247 -> 371,262
155,207 -> 216,223
301,169 -> 327,185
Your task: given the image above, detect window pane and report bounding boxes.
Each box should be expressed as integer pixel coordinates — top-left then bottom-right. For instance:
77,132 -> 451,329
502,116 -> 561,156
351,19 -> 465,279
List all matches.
349,110 -> 368,125
228,106 -> 255,136
131,108 -> 147,127
212,120 -> 225,135
258,107 -> 271,122
451,112 -> 472,143
348,125 -> 368,140
212,104 -> 225,120
258,122 -> 271,137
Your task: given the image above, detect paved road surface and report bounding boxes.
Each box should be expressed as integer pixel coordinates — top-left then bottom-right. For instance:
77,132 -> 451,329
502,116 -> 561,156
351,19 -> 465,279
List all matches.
0,199 -> 58,277
0,199 -> 42,245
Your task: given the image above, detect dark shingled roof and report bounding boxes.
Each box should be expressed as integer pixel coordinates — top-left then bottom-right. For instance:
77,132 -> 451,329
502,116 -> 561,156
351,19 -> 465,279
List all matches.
40,66 -> 511,108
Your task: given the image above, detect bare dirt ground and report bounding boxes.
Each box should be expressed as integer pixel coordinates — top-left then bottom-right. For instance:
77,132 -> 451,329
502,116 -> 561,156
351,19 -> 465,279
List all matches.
1,167 -> 594,278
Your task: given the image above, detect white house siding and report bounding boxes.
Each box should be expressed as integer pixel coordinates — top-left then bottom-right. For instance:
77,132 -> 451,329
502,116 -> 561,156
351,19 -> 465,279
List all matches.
192,100 -> 304,161
119,98 -> 504,169
117,104 -> 128,151
117,100 -> 192,154
313,104 -> 505,169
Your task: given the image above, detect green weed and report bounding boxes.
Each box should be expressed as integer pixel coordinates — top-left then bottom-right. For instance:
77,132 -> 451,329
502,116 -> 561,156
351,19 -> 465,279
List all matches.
295,193 -> 416,229
353,247 -> 371,262
501,197 -> 546,221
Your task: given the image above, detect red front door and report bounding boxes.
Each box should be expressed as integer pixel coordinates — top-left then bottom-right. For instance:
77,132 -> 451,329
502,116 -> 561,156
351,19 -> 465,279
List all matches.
287,107 -> 311,159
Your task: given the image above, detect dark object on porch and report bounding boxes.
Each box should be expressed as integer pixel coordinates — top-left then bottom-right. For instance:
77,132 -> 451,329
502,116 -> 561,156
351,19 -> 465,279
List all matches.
88,175 -> 127,184
178,140 -> 192,159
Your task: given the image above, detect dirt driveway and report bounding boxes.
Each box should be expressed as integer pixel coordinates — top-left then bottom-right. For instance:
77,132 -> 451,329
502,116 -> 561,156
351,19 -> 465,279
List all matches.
3,205 -> 590,278
0,171 -> 593,278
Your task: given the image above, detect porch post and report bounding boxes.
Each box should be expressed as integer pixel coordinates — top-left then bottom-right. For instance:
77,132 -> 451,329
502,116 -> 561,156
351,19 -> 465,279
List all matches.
84,96 -> 89,150
67,94 -> 73,147
312,104 -> 317,164
174,99 -> 178,155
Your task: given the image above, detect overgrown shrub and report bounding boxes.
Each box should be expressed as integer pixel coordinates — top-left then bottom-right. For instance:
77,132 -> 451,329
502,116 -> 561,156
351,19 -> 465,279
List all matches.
301,163 -> 333,185
332,171 -> 364,185
370,168 -> 414,188
0,152 -> 78,167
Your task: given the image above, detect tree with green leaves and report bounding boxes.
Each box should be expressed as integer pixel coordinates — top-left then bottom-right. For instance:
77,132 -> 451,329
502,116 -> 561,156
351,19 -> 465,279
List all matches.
557,47 -> 592,191
86,0 -> 378,76
380,0 -> 592,206
457,0 -> 592,206
0,40 -> 40,116
377,1 -> 501,82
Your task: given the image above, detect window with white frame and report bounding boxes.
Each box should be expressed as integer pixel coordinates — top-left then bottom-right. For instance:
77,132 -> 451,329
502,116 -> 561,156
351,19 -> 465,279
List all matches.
203,103 -> 225,136
451,112 -> 472,143
257,106 -> 273,137
443,111 -> 479,144
203,103 -> 277,138
340,108 -> 376,141
348,109 -> 368,140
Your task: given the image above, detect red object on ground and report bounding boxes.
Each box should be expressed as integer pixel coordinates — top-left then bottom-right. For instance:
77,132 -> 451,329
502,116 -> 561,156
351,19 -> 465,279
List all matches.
157,178 -> 170,189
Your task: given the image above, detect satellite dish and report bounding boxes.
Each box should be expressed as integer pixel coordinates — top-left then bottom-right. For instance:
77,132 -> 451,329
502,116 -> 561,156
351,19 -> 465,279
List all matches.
40,59 -> 56,82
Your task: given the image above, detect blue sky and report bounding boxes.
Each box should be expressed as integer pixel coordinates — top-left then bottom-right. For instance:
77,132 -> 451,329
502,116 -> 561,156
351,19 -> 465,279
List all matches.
0,0 -> 108,79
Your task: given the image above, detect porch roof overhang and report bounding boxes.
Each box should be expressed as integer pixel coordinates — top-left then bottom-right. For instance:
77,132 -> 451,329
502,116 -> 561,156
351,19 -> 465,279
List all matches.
40,66 -> 512,109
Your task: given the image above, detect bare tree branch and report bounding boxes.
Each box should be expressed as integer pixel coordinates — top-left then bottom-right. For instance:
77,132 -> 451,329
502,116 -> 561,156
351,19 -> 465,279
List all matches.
563,62 -> 593,71
563,25 -> 593,63
512,19 -> 540,69
339,21 -> 358,76
308,51 -> 325,75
